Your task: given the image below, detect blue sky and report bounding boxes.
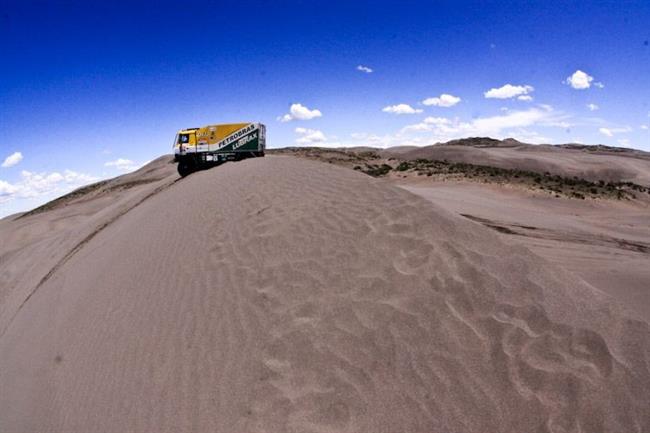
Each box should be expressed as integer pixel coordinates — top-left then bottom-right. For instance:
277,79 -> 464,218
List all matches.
1,0 -> 649,216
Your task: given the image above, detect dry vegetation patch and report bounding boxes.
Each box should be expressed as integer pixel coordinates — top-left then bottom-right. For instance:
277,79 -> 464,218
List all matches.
273,147 -> 650,201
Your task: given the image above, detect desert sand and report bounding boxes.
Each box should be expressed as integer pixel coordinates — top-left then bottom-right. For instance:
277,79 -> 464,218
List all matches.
1,155 -> 649,432
401,182 -> 650,321
276,144 -> 650,321
385,139 -> 650,186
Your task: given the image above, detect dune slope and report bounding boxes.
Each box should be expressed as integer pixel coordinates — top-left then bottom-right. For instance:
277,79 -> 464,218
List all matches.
0,156 -> 178,335
1,156 -> 649,433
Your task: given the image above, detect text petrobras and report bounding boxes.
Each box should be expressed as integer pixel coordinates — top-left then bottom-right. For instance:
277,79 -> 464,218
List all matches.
219,124 -> 257,148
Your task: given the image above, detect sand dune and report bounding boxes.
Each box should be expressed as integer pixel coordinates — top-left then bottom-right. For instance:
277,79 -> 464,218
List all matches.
1,156 -> 649,432
401,182 -> 650,322
385,139 -> 650,186
0,156 -> 178,335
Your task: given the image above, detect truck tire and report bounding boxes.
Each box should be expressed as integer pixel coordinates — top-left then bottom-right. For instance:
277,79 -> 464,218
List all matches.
177,158 -> 196,177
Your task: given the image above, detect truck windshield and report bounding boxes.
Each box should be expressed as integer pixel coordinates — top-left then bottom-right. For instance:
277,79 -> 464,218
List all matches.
178,134 -> 191,144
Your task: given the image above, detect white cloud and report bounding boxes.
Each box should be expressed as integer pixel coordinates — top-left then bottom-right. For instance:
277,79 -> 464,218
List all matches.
401,123 -> 432,133
517,95 -> 533,102
348,131 -> 424,148
104,158 -> 140,172
277,103 -> 323,122
617,139 -> 630,147
594,82 -> 605,89
546,120 -> 572,129
356,65 -> 373,73
295,127 -> 327,144
471,107 -> 551,132
422,94 -> 461,107
565,70 -> 595,89
350,106 -> 571,148
382,104 -> 423,114
401,117 -> 452,133
484,84 -> 534,99
0,169 -> 99,204
599,126 -> 631,137
293,128 -> 341,147
424,117 -> 451,125
400,106 -> 562,144
0,180 -> 18,199
587,103 -> 599,111
2,152 -> 23,168
641,125 -> 649,130
350,132 -> 383,143
505,129 -> 551,144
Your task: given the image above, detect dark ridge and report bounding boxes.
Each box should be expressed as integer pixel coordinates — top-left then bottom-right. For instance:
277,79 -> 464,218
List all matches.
442,137 -> 524,148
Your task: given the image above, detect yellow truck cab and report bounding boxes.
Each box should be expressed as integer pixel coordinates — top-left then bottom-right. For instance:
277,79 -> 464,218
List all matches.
173,122 -> 266,176
174,128 -> 198,152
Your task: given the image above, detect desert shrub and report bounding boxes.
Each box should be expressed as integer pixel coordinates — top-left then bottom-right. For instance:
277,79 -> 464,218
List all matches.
396,162 -> 411,172
363,164 -> 392,177
358,151 -> 380,159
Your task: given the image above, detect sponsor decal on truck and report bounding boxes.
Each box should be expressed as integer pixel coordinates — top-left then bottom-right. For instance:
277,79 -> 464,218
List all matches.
218,124 -> 257,149
232,132 -> 258,150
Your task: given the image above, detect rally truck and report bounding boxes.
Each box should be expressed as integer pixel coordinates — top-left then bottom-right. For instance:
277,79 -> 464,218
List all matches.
173,122 -> 266,176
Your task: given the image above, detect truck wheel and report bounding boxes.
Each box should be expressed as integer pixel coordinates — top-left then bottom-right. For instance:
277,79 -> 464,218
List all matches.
177,159 -> 195,177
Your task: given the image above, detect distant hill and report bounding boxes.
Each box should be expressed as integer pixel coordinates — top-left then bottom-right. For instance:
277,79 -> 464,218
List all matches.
440,137 -> 524,148
380,137 -> 650,186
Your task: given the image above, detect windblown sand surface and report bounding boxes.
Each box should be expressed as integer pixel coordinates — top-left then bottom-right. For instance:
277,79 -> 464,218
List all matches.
0,156 -> 178,335
1,156 -> 649,432
401,182 -> 650,322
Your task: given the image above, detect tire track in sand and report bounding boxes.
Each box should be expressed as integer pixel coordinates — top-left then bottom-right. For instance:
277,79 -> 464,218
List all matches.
0,177 -> 181,339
